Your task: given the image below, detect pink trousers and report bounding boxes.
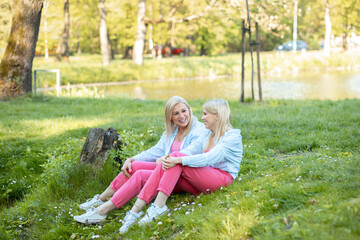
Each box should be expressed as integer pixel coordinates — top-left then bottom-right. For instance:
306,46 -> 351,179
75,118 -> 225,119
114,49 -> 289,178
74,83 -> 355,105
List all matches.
109,159 -> 199,208
137,152 -> 234,204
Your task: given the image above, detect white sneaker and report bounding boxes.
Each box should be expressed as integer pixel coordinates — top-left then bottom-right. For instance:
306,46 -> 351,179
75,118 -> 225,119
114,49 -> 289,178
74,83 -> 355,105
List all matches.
79,194 -> 105,210
73,207 -> 107,224
139,203 -> 168,225
119,211 -> 144,234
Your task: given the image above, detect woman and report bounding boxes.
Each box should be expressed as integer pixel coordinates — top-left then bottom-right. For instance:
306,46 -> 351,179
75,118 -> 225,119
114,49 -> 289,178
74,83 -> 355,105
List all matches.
119,99 -> 243,233
73,96 -> 205,224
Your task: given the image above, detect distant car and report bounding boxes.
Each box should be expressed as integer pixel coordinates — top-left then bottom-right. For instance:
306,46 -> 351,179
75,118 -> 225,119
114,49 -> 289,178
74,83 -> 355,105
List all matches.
275,40 -> 308,51
161,47 -> 185,56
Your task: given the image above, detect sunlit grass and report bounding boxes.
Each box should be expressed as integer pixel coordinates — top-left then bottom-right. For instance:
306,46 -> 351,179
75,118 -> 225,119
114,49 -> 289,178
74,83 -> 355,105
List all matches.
0,96 -> 359,239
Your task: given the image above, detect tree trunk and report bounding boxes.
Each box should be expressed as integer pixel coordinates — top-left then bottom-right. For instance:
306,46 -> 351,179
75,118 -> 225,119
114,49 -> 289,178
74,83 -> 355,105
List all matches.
0,0 -> 44,97
124,46 -> 133,59
56,0 -> 70,60
99,0 -> 110,66
324,0 -> 331,55
133,0 -> 146,65
240,19 -> 246,103
79,127 -> 123,166
292,0 -> 298,53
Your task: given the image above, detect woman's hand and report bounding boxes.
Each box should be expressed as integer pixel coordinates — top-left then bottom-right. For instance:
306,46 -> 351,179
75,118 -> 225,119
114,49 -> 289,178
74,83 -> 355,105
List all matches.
121,158 -> 135,178
162,156 -> 181,170
156,155 -> 168,165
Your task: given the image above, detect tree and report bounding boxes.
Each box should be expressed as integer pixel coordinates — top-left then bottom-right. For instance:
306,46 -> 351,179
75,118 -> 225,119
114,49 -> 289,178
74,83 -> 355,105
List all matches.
0,0 -> 44,97
56,0 -> 70,60
332,0 -> 360,50
133,0 -> 146,65
324,0 -> 331,55
99,0 -> 111,65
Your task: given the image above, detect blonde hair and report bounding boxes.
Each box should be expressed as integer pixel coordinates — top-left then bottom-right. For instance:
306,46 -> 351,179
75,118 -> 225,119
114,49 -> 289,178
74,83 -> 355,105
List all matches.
164,96 -> 193,140
203,99 -> 232,151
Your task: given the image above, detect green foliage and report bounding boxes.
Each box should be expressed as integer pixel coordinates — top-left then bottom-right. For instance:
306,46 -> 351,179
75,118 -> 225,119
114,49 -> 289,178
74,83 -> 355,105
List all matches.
0,97 -> 359,239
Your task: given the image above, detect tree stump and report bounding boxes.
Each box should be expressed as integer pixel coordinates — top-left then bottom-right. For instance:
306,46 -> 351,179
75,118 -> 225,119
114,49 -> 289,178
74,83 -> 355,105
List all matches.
79,127 -> 123,166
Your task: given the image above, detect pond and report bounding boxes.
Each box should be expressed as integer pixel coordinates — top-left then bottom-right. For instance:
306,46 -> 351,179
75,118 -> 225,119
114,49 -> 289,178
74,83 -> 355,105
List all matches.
41,72 -> 360,100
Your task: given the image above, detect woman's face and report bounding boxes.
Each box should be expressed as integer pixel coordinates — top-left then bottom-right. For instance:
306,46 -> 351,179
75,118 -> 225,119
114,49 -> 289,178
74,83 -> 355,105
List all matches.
201,109 -> 218,132
171,103 -> 190,130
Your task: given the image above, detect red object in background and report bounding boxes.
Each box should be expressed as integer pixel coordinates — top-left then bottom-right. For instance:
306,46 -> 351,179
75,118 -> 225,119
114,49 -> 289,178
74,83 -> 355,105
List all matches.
161,47 -> 185,55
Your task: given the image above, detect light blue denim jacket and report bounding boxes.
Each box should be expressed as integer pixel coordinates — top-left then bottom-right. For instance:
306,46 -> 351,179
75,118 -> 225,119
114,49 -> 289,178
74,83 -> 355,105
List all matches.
181,129 -> 243,180
133,117 -> 205,162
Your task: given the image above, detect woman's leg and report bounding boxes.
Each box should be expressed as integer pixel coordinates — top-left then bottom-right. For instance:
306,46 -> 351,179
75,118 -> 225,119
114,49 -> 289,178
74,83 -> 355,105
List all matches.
110,169 -> 155,209
180,166 -> 233,193
137,163 -> 182,204
110,161 -> 157,193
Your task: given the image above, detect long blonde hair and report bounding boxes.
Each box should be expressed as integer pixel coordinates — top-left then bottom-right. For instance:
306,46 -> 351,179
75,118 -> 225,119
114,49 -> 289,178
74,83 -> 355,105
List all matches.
164,96 -> 193,140
203,99 -> 232,150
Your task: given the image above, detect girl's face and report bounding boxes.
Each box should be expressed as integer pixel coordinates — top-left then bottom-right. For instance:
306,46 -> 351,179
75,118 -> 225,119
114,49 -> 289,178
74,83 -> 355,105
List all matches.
171,103 -> 190,130
201,109 -> 218,132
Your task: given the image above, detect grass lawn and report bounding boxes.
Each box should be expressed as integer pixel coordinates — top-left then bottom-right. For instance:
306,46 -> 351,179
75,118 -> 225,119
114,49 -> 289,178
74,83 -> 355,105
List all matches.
0,96 -> 359,239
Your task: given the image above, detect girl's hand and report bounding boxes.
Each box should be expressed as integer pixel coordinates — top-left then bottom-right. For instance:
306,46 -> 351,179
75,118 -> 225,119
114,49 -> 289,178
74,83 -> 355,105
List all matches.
156,155 -> 169,165
121,158 -> 135,178
162,156 -> 181,170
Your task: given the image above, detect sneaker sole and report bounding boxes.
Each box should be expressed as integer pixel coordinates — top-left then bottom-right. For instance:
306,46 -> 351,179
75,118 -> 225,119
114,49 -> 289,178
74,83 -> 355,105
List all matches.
73,216 -> 105,224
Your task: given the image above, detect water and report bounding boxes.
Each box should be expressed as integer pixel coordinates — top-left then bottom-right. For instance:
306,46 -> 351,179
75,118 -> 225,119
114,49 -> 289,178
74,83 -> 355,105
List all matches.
43,72 -> 360,100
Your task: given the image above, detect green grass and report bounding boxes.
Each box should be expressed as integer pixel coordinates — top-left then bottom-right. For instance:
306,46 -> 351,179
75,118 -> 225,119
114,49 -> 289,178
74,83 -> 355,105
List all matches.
32,51 -> 360,88
0,96 -> 359,239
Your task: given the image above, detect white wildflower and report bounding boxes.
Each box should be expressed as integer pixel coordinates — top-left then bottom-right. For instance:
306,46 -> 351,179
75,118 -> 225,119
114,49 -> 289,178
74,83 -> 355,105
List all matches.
185,212 -> 190,215
158,221 -> 163,225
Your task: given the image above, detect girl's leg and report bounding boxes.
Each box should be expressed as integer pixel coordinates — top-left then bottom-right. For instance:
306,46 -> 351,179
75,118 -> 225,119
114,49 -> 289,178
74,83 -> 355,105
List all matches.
110,161 -> 157,192
110,169 -> 154,209
180,166 -> 233,193
98,185 -> 116,201
137,163 -> 182,204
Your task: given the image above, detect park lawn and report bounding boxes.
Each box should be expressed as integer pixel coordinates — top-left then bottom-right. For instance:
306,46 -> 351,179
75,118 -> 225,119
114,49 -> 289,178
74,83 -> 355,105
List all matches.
0,96 -> 359,239
32,51 -> 360,88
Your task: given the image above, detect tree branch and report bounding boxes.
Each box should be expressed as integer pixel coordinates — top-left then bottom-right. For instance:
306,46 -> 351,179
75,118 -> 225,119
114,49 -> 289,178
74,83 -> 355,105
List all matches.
144,0 -> 217,25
